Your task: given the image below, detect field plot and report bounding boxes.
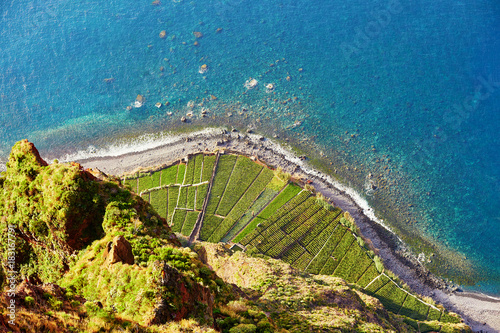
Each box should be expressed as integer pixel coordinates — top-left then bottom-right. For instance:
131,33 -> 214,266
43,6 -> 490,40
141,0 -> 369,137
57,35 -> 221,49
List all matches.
199,214 -> 225,241
205,155 -> 237,215
129,152 -> 449,325
186,186 -> 196,210
193,154 -> 204,183
225,187 -> 279,243
355,263 -> 380,288
181,211 -> 199,236
374,280 -> 408,313
305,225 -> 346,274
167,186 -> 179,223
364,274 -> 390,295
150,188 -> 168,219
201,154 -> 216,182
124,177 -> 138,193
398,295 -> 430,321
176,163 -> 186,184
195,184 -> 209,210
171,209 -> 187,233
209,168 -> 274,243
256,184 -> 302,220
177,186 -> 189,208
215,156 -> 263,216
161,165 -> 178,186
183,155 -> 197,185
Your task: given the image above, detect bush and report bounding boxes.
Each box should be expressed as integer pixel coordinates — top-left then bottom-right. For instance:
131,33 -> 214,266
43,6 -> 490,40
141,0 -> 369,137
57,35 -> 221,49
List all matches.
229,324 -> 257,333
24,296 -> 35,306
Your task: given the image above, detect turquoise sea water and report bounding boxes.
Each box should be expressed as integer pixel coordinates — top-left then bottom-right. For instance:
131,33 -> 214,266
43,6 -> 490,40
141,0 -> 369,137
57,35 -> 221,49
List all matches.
1,0 -> 499,295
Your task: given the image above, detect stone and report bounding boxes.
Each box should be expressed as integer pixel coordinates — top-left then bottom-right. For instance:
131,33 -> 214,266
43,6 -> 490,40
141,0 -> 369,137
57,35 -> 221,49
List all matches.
244,78 -> 258,89
193,31 -> 203,38
167,112 -> 172,116
265,83 -> 274,92
216,27 -> 223,33
199,64 -> 208,74
155,102 -> 162,108
159,30 -> 167,39
181,116 -> 186,122
104,236 -> 134,265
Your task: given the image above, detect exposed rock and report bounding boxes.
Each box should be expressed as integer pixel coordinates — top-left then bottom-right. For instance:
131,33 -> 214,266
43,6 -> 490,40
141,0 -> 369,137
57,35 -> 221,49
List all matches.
244,78 -> 258,89
159,30 -> 166,39
199,64 -> 208,74
155,102 -> 162,108
181,116 -> 186,122
104,236 -> 134,265
148,263 -> 214,325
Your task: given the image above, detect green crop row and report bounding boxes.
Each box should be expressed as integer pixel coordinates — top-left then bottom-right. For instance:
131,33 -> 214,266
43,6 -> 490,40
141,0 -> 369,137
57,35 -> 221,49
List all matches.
171,209 -> 187,233
201,154 -> 216,182
150,188 -> 168,219
176,163 -> 186,184
177,186 -> 189,208
288,208 -> 328,243
283,202 -> 323,234
223,186 -> 277,242
186,186 -> 196,209
364,274 -> 390,295
305,226 -> 347,274
426,307 -> 442,321
235,217 -> 266,245
280,243 -> 306,265
161,164 -> 178,186
304,216 -> 342,255
345,250 -> 373,282
193,154 -> 204,183
264,191 -> 311,228
272,196 -> 313,229
438,311 -> 461,324
300,209 -> 341,247
205,155 -> 238,214
208,168 -> 274,243
167,186 -> 179,224
319,232 -> 356,275
195,184 -> 209,210
257,184 -> 303,220
418,321 -> 441,333
141,191 -> 149,201
215,156 -> 263,216
294,252 -> 314,271
264,234 -> 296,257
355,264 -> 379,288
124,178 -> 138,193
398,295 -> 429,321
374,280 -> 408,314
332,242 -> 367,281
199,214 -> 225,241
183,155 -> 197,185
181,211 -> 199,237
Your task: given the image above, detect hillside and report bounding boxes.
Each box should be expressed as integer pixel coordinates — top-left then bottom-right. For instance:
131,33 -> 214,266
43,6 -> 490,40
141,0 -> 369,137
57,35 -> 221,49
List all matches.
0,140 -> 470,332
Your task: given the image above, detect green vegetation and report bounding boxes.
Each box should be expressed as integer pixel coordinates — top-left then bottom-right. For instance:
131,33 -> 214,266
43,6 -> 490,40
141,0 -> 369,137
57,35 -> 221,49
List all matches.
0,143 -> 469,332
161,164 -> 178,186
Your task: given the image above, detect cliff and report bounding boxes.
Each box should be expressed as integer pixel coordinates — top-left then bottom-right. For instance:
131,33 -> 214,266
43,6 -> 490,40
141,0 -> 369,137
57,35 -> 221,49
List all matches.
0,141 -> 471,332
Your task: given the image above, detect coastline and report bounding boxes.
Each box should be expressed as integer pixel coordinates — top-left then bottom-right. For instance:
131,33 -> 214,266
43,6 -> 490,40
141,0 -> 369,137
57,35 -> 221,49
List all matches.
71,128 -> 500,332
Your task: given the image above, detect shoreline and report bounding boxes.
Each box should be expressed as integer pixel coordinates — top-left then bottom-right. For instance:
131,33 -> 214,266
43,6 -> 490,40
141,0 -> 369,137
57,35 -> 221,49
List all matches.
72,128 -> 500,332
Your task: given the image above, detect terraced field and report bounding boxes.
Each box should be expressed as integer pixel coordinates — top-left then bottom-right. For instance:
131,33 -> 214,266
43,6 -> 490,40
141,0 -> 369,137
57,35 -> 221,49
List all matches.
123,152 -> 461,330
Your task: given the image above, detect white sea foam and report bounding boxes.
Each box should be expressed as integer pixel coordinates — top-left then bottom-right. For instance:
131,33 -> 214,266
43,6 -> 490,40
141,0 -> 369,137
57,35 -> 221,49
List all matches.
53,127 -> 225,163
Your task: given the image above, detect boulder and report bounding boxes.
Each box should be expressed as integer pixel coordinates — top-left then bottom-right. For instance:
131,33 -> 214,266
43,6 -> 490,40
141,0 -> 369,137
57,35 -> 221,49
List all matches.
104,236 -> 134,265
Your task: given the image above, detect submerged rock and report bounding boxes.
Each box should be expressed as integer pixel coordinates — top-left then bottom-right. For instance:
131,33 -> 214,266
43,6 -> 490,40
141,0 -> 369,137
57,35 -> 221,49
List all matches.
159,30 -> 167,39
244,78 -> 258,89
199,64 -> 208,74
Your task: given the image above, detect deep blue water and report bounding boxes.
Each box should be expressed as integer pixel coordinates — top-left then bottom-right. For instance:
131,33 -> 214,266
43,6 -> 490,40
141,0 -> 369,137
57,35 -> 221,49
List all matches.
1,0 -> 499,295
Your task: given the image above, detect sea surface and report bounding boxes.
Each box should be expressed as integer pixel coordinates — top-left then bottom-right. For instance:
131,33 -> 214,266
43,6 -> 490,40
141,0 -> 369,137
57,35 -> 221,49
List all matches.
1,0 -> 499,295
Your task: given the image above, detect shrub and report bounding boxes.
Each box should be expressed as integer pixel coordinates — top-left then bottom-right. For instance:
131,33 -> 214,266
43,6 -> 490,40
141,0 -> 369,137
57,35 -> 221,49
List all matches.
24,296 -> 35,306
229,324 -> 257,333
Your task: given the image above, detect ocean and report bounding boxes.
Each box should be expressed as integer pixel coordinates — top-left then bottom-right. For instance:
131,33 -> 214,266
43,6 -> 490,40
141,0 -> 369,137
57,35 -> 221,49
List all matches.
1,0 -> 499,295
